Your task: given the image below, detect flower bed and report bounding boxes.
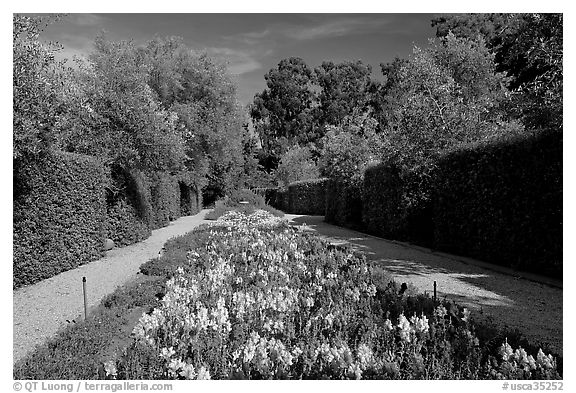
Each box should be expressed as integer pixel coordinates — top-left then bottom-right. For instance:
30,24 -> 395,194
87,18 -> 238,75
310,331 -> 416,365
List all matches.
114,210 -> 560,380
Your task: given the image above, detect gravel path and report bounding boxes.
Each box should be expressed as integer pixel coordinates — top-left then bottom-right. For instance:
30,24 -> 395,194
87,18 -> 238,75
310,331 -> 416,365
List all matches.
285,214 -> 563,356
13,210 -> 211,363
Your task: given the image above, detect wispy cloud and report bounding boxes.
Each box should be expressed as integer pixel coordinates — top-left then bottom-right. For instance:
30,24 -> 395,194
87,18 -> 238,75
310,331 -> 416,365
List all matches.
283,17 -> 392,40
66,14 -> 106,27
227,16 -> 393,45
206,47 -> 263,75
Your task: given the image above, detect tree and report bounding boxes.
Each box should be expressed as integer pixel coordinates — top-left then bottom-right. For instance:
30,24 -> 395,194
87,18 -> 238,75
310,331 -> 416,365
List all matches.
13,15 -> 64,162
432,13 -> 562,129
314,60 -> 373,126
275,146 -> 319,188
143,37 -> 246,198
250,57 -> 317,167
319,111 -> 382,189
378,33 -> 517,170
56,34 -> 185,173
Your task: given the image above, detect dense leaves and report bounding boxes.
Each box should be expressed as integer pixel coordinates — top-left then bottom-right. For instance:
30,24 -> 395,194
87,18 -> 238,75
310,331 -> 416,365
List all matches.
432,13 -> 563,129
13,152 -> 107,288
13,15 -> 64,163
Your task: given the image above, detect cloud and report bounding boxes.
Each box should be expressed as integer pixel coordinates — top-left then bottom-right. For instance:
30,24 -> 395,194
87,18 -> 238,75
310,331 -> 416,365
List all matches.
66,14 -> 106,27
206,47 -> 263,75
227,16 -> 393,45
283,17 -> 392,40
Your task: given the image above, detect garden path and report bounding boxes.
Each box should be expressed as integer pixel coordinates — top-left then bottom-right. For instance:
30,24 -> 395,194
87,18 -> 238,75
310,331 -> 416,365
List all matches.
13,210 -> 211,363
286,214 -> 563,356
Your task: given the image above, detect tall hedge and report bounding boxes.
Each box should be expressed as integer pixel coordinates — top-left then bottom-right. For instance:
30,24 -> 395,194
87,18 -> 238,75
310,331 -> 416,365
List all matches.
13,152 -> 107,289
362,163 -> 434,245
105,167 -> 152,246
288,178 -> 328,215
433,129 -> 562,278
149,172 -> 180,229
324,179 -> 363,229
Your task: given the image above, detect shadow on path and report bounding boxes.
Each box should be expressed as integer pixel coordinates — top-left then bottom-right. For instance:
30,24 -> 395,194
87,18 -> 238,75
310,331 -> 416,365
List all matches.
287,214 -> 563,356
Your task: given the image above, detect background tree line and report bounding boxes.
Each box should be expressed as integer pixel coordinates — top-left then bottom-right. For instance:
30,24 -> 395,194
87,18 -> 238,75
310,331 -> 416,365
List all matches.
14,15 -> 256,205
249,13 -> 562,189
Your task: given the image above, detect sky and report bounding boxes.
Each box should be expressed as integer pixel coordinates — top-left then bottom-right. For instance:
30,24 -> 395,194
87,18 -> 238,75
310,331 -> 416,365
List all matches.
37,13 -> 438,107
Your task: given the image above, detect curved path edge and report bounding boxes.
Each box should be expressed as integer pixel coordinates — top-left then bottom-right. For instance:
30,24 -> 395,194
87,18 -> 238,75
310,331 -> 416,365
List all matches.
13,209 -> 211,363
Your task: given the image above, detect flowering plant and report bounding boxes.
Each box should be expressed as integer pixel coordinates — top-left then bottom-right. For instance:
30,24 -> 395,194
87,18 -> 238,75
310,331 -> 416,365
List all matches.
113,210 -> 560,380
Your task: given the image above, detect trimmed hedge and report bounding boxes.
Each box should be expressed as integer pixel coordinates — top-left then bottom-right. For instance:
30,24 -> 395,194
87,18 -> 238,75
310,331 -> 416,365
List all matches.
287,178 -> 328,215
105,168 -> 152,247
149,172 -> 180,229
433,129 -> 562,278
13,152 -> 107,289
272,189 -> 289,212
324,179 -> 363,229
362,163 -> 434,245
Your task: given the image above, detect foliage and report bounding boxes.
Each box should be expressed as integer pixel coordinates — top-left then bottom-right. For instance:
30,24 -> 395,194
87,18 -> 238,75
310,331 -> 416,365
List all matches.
148,172 -> 181,229
287,178 -> 328,215
324,179 -> 363,229
204,189 -> 284,220
144,37 -> 246,199
432,13 -> 563,130
111,211 -> 560,380
105,168 -> 153,247
362,162 -> 434,245
314,60 -> 374,126
378,33 -> 514,171
319,111 -> 382,189
275,145 -> 320,188
433,129 -> 562,278
56,35 -> 186,173
250,57 -> 317,166
13,14 -> 64,163
13,152 -> 107,289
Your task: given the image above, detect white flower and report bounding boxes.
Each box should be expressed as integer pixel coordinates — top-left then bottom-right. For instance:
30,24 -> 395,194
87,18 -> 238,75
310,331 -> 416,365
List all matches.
397,314 -> 413,342
103,360 -> 117,377
196,366 -> 211,380
179,363 -> 196,379
384,319 -> 394,331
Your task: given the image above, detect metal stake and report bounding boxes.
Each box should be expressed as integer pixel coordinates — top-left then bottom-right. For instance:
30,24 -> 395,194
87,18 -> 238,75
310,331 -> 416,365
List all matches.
82,277 -> 88,320
433,281 -> 437,303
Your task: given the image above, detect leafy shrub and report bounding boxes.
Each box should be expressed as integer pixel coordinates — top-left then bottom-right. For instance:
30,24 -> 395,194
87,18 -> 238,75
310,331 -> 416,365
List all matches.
251,187 -> 278,206
325,179 -> 363,229
204,189 -> 284,220
362,162 -> 434,245
105,168 -> 153,246
272,188 -> 289,212
113,211 -> 561,380
13,152 -> 107,288
149,172 -> 180,229
433,129 -> 562,278
275,145 -> 320,188
288,178 -> 328,215
228,188 -> 267,207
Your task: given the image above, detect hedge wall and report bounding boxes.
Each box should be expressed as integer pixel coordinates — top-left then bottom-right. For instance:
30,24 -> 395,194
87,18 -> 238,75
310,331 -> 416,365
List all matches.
272,189 -> 289,212
324,179 -> 363,229
13,152 -> 107,289
105,167 -> 152,246
362,163 -> 434,245
179,180 -> 201,216
149,172 -> 180,229
288,178 -> 328,215
433,129 -> 562,278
